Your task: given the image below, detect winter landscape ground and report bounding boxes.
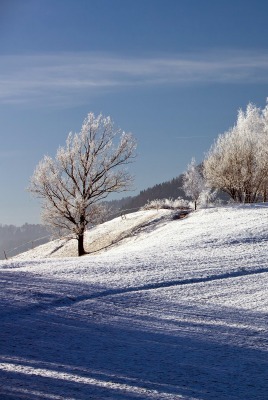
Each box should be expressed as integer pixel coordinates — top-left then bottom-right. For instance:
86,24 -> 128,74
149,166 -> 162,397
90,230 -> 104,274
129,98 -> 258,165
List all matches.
0,205 -> 267,399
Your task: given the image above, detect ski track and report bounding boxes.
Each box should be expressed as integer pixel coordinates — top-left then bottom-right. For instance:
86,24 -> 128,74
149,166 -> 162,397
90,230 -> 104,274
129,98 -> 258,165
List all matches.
0,205 -> 267,399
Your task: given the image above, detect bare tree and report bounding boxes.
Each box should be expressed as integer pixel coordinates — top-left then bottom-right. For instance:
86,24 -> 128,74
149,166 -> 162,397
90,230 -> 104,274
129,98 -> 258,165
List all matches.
182,158 -> 205,210
28,113 -> 136,256
204,102 -> 268,203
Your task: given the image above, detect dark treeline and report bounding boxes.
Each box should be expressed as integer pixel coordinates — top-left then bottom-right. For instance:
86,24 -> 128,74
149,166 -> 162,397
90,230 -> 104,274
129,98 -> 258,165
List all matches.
104,175 -> 185,216
0,223 -> 50,259
124,176 -> 185,211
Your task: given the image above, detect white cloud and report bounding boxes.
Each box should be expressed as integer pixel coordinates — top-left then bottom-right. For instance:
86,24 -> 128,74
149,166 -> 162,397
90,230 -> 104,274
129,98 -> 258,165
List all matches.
1,50 -> 268,106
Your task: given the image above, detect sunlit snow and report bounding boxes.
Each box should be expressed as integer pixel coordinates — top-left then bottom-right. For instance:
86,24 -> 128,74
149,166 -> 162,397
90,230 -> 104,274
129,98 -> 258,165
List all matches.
0,205 -> 267,399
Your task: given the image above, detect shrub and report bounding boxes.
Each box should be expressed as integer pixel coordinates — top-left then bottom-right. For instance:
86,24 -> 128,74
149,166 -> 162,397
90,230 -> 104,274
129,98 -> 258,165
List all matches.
141,197 -> 190,210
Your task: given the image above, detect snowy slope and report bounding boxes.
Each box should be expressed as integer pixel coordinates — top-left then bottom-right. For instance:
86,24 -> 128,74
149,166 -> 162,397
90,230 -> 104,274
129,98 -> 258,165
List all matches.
0,205 -> 267,399
12,209 -> 170,259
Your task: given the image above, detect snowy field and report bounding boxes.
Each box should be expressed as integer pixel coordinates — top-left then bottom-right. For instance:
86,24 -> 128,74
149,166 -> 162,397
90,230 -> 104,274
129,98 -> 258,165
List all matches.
0,205 -> 267,399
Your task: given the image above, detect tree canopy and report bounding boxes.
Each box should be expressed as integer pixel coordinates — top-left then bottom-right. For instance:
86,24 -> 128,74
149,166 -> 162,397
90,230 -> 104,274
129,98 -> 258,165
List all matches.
204,102 -> 268,203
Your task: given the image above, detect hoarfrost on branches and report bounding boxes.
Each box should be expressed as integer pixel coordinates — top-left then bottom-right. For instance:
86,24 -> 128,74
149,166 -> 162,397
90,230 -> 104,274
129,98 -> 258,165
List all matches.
204,101 -> 268,203
28,113 -> 136,256
182,158 -> 205,210
141,197 -> 190,211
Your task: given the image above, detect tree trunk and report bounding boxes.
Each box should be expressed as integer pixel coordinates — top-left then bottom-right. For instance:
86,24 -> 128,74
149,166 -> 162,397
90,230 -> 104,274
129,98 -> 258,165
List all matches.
194,200 -> 197,210
78,233 -> 86,256
244,192 -> 252,204
263,189 -> 267,203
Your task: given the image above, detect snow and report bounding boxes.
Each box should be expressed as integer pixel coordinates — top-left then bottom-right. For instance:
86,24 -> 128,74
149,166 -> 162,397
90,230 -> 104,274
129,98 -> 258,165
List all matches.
0,205 -> 267,399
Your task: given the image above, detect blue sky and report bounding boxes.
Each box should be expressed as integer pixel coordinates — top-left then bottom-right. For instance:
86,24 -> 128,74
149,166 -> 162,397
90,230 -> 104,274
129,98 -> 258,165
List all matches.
1,0 -> 268,225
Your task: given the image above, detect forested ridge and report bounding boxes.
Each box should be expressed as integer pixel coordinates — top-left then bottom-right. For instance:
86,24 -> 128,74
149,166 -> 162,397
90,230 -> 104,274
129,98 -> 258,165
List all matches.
104,175 -> 185,215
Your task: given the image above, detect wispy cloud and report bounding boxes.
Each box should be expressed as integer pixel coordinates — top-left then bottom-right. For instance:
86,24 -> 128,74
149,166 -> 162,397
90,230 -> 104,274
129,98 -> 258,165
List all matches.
1,50 -> 268,106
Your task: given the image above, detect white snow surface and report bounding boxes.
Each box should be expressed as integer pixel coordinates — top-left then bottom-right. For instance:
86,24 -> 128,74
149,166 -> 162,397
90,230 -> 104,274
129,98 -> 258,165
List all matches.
0,205 -> 267,399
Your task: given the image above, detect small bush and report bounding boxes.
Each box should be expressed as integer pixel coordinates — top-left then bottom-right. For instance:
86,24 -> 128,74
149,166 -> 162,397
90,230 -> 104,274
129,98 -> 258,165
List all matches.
141,198 -> 190,211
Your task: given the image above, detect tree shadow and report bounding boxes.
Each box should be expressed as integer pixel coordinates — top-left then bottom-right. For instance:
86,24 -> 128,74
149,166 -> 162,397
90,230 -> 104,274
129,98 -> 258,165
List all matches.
0,270 -> 267,399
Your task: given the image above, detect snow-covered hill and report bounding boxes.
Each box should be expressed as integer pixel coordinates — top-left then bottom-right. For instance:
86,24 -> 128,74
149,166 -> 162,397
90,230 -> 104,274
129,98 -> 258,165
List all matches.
0,205 -> 267,399
12,209 -> 170,259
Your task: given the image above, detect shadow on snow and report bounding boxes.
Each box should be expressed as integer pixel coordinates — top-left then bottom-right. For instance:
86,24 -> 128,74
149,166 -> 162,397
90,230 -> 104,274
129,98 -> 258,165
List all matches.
0,270 -> 267,399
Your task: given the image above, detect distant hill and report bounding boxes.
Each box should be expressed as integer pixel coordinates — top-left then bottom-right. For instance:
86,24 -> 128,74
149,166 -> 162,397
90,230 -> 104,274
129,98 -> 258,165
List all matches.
0,223 -> 50,260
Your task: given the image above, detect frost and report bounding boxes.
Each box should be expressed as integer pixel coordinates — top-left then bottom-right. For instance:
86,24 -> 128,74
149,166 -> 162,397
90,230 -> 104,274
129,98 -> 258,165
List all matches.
28,113 -> 136,256
204,101 -> 268,203
1,205 -> 268,399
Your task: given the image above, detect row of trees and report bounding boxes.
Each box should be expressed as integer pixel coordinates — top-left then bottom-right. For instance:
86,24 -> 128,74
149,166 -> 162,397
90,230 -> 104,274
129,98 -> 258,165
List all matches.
183,101 -> 268,208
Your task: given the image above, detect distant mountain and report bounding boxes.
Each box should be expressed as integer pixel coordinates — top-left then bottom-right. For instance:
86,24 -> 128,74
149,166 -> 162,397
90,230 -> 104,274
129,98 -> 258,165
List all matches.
0,223 -> 50,260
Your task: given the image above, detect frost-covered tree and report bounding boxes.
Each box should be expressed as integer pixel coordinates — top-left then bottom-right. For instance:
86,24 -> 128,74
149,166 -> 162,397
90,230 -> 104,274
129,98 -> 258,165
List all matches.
204,102 -> 268,203
182,158 -> 205,210
28,113 -> 136,256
